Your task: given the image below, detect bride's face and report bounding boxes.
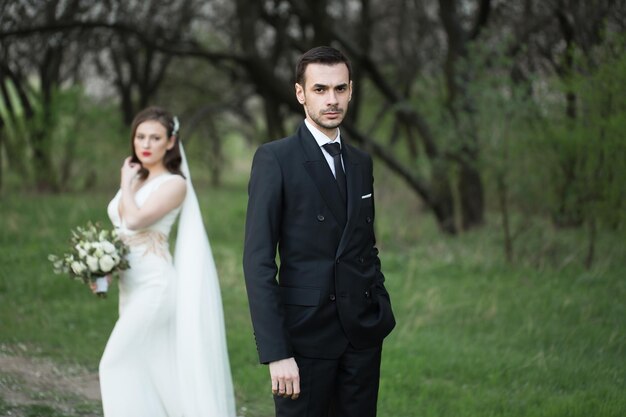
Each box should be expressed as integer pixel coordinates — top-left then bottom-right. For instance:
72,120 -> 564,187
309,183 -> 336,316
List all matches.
133,120 -> 175,170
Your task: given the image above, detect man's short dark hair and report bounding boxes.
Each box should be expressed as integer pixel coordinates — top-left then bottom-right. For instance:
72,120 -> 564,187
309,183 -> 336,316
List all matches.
295,46 -> 352,86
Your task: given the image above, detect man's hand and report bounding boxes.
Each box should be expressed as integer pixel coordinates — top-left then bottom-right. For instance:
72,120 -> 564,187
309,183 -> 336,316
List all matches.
269,357 -> 300,400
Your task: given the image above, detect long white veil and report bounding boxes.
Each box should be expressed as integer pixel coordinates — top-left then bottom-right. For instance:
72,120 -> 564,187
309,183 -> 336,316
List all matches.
174,142 -> 236,417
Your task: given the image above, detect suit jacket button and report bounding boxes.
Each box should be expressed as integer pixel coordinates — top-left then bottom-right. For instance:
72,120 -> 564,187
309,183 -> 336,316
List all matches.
365,290 -> 370,298
329,294 -> 336,301
359,256 -> 365,263
317,214 -> 325,221
366,216 -> 373,223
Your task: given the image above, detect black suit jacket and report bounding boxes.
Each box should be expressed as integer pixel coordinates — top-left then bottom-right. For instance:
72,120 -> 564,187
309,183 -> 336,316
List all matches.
243,122 -> 395,364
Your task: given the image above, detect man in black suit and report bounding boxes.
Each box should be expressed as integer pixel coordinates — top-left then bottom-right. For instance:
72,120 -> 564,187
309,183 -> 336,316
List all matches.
243,46 -> 395,417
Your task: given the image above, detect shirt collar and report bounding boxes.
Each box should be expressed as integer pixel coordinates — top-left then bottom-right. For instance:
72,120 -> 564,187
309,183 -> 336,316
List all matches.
304,119 -> 342,149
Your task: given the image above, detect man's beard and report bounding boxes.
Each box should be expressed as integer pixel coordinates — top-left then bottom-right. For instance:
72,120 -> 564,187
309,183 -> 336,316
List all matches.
310,107 -> 344,129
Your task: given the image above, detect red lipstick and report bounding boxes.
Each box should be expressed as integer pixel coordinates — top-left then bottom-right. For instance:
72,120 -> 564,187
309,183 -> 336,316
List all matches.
141,151 -> 152,157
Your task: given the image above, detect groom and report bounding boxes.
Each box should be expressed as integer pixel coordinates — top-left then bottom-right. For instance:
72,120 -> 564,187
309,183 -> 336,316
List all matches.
243,46 -> 395,417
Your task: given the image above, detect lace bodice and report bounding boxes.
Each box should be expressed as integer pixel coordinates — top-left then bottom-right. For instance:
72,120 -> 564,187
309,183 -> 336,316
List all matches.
107,173 -> 183,239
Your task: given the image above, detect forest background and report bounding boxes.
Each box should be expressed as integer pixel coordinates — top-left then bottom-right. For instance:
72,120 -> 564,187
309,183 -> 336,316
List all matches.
1,1 -> 624,416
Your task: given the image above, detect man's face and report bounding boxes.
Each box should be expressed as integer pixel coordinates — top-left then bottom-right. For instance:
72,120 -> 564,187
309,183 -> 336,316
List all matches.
295,63 -> 352,139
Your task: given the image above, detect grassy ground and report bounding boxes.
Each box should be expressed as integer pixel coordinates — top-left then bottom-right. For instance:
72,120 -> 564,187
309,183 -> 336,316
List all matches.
0,163 -> 624,417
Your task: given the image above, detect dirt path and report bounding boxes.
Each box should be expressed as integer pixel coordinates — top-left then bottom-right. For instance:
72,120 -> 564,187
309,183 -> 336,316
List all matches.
0,353 -> 101,416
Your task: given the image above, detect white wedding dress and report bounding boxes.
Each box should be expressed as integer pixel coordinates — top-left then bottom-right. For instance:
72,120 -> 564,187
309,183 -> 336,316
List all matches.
100,150 -> 236,417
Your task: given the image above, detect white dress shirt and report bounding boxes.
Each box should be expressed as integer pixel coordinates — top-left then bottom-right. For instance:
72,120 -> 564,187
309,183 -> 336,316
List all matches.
304,119 -> 345,178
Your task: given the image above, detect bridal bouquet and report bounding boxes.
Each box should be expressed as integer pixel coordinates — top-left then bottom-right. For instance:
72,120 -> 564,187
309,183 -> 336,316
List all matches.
49,222 -> 130,298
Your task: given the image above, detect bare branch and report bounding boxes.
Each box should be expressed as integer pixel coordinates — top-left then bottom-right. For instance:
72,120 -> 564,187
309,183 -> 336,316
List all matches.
0,20 -> 246,64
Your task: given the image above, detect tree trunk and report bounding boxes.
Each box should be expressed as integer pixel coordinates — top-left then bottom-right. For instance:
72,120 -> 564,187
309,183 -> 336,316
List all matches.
552,157 -> 584,228
0,114 -> 4,192
262,94 -> 286,142
431,195 -> 457,235
31,131 -> 57,191
207,121 -> 222,187
551,6 -> 583,228
427,160 -> 458,234
120,88 -> 135,126
496,175 -> 513,263
32,50 -> 61,192
459,161 -> 485,229
438,0 -> 486,231
585,218 -> 596,270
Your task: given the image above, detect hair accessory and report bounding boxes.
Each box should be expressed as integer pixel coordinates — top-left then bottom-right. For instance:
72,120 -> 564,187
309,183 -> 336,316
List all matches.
172,116 -> 180,137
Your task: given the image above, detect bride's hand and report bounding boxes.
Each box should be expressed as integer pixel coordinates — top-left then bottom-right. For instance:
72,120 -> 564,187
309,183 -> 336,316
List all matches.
121,157 -> 141,187
88,275 -> 112,294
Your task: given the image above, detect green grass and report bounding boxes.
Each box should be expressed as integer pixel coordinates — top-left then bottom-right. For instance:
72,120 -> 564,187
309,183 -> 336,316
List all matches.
1,168 -> 625,417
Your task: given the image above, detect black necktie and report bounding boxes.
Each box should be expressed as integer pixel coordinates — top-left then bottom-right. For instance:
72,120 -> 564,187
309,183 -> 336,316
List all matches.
323,142 -> 347,204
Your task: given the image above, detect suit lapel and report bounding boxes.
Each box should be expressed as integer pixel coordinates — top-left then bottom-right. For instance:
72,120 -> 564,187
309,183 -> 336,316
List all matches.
299,124 -> 347,228
336,144 -> 361,257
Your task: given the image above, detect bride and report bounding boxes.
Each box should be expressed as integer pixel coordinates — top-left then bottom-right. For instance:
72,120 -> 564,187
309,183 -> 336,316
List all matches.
98,106 -> 236,417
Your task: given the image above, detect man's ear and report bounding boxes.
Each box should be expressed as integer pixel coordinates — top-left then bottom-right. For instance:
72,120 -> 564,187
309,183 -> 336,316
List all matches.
295,83 -> 305,104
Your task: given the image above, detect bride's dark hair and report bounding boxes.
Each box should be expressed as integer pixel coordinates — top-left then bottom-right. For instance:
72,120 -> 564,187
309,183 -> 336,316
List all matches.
130,106 -> 184,180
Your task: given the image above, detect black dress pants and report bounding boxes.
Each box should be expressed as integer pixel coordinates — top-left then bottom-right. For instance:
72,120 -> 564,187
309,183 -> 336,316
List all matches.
274,343 -> 383,417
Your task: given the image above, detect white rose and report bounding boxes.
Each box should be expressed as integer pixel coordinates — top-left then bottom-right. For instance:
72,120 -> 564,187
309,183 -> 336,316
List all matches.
99,255 -> 116,273
83,242 -> 92,250
70,261 -> 86,275
91,242 -> 104,257
86,256 -> 99,272
102,241 -> 116,254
